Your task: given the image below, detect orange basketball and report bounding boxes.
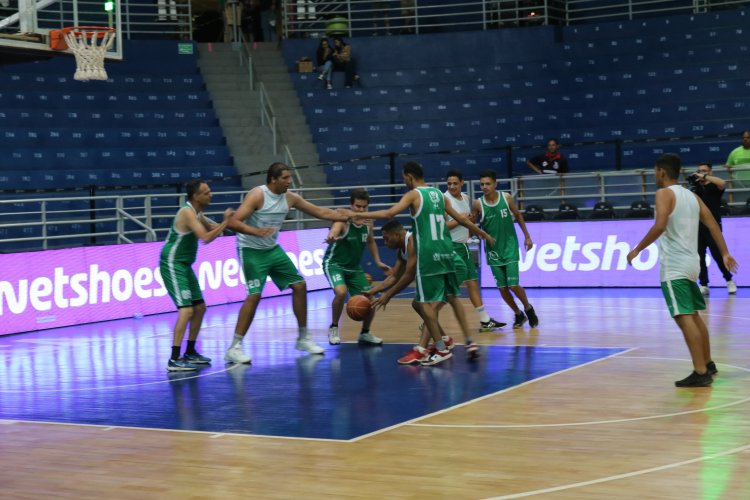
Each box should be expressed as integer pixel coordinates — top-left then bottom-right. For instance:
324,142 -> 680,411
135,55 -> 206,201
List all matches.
346,295 -> 372,321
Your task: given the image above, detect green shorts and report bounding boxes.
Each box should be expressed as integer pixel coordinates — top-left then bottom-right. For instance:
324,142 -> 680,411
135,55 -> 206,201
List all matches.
159,259 -> 203,308
324,262 -> 371,297
453,242 -> 477,283
490,262 -> 520,288
239,245 -> 304,296
415,272 -> 460,303
661,279 -> 706,317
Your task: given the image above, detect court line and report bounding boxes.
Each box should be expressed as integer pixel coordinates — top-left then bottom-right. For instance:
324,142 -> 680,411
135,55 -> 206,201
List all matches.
409,357 -> 750,429
348,347 -> 638,442
483,442 -> 750,500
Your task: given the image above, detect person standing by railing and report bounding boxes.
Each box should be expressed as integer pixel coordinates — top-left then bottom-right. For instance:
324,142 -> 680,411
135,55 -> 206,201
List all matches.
526,138 -> 569,175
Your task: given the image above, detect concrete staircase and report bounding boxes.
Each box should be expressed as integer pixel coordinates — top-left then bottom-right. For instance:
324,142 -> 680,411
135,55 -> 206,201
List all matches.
197,41 -> 327,190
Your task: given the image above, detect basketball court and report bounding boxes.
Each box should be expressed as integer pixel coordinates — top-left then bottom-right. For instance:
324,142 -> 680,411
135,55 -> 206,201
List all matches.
1,287 -> 748,498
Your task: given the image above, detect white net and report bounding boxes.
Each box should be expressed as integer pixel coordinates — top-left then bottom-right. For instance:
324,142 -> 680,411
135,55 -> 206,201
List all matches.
63,28 -> 116,82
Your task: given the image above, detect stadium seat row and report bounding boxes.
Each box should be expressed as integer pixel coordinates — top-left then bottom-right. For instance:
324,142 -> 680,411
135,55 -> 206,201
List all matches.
0,127 -> 226,148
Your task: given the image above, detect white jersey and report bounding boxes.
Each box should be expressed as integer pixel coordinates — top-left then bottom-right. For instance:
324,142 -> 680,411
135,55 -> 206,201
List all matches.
399,231 -> 412,261
659,185 -> 700,282
237,185 -> 288,250
444,190 -> 470,243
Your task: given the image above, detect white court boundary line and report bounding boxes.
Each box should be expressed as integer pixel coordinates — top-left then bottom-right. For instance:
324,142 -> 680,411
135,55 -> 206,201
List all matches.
409,356 -> 750,429
484,442 -> 750,499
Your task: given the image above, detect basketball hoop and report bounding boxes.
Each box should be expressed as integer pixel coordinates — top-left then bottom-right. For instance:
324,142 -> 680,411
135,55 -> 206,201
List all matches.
49,26 -> 116,81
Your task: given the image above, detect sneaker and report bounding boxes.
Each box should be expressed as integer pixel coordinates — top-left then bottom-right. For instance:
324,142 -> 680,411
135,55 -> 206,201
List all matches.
420,349 -> 453,366
444,336 -> 455,351
727,280 -> 737,294
398,346 -> 429,365
479,318 -> 506,332
466,342 -> 480,360
513,311 -> 528,329
358,332 -> 383,345
699,285 -> 710,296
525,306 -> 539,328
328,326 -> 341,345
317,73 -> 325,81
296,337 -> 325,355
675,371 -> 713,387
707,361 -> 718,375
184,351 -> 212,364
224,345 -> 252,364
326,82 -> 332,90
167,357 -> 199,372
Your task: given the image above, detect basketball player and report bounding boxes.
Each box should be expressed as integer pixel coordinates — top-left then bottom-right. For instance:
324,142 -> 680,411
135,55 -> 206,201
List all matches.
360,161 -> 494,365
224,163 -> 354,364
323,188 -> 391,345
472,170 -> 538,329
445,169 -> 506,331
367,219 -> 461,364
627,153 -> 738,387
159,180 -> 232,371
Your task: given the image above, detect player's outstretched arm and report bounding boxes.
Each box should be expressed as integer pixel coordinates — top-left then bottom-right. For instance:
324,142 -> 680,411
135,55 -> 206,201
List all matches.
357,191 -> 417,221
372,237 -> 417,310
287,192 -> 350,222
366,226 -> 392,273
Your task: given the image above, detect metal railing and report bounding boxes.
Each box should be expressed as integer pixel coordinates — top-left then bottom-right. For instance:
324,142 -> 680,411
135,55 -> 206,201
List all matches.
259,81 -> 279,156
280,0 -> 747,37
2,165 -> 748,252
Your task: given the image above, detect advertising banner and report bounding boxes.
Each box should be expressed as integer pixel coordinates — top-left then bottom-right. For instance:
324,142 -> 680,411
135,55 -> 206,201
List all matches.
0,228 -> 330,336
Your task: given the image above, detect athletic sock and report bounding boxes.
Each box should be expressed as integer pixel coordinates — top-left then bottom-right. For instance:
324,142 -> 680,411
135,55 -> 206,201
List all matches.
171,346 -> 181,360
230,334 -> 243,349
298,327 -> 309,340
476,306 -> 491,323
185,340 -> 197,355
435,340 -> 446,351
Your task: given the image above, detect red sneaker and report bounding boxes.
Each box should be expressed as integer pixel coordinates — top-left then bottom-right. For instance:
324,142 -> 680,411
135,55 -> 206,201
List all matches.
466,341 -> 480,360
420,349 -> 453,366
398,346 -> 429,365
444,336 -> 455,351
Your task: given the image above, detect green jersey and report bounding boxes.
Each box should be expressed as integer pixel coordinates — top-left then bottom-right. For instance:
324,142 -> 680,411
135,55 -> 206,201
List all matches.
160,202 -> 200,264
411,186 -> 455,276
323,222 -> 369,271
480,192 -> 519,266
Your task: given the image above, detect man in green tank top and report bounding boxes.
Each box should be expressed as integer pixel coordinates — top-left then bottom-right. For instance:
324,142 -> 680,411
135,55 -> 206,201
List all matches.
627,154 -> 738,387
472,169 -> 538,329
361,161 -> 494,366
323,188 -> 391,345
159,180 -> 232,371
224,163 -> 354,364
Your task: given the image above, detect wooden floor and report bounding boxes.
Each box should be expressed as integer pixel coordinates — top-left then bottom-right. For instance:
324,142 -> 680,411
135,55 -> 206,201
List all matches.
1,288 -> 749,499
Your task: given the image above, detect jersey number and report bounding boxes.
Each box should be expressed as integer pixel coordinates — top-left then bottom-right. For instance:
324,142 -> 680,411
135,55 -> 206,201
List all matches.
429,214 -> 445,240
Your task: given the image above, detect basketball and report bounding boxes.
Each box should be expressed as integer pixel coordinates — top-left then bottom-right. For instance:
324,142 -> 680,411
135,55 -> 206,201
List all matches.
346,295 -> 372,321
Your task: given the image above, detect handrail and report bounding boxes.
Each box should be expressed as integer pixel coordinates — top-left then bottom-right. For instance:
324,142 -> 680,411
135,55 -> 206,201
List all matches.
259,81 -> 278,155
116,207 -> 158,243
283,144 -> 304,187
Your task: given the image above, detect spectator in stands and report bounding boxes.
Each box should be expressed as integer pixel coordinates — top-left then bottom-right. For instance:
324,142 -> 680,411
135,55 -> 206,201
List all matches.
316,38 -> 334,90
724,130 -> 750,167
526,138 -> 569,175
372,1 -> 391,35
332,37 -> 361,88
688,162 -> 736,296
400,0 -> 416,34
220,0 -> 243,43
260,0 -> 276,42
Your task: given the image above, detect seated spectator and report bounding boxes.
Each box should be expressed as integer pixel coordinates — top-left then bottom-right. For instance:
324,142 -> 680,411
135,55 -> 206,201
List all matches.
526,138 -> 569,175
332,37 -> 361,88
316,38 -> 334,89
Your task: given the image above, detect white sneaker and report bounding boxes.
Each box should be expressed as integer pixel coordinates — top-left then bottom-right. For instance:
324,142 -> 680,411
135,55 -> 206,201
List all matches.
358,332 -> 383,345
727,280 -> 737,294
224,345 -> 252,364
328,326 -> 341,345
699,285 -> 710,297
296,337 -> 325,355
